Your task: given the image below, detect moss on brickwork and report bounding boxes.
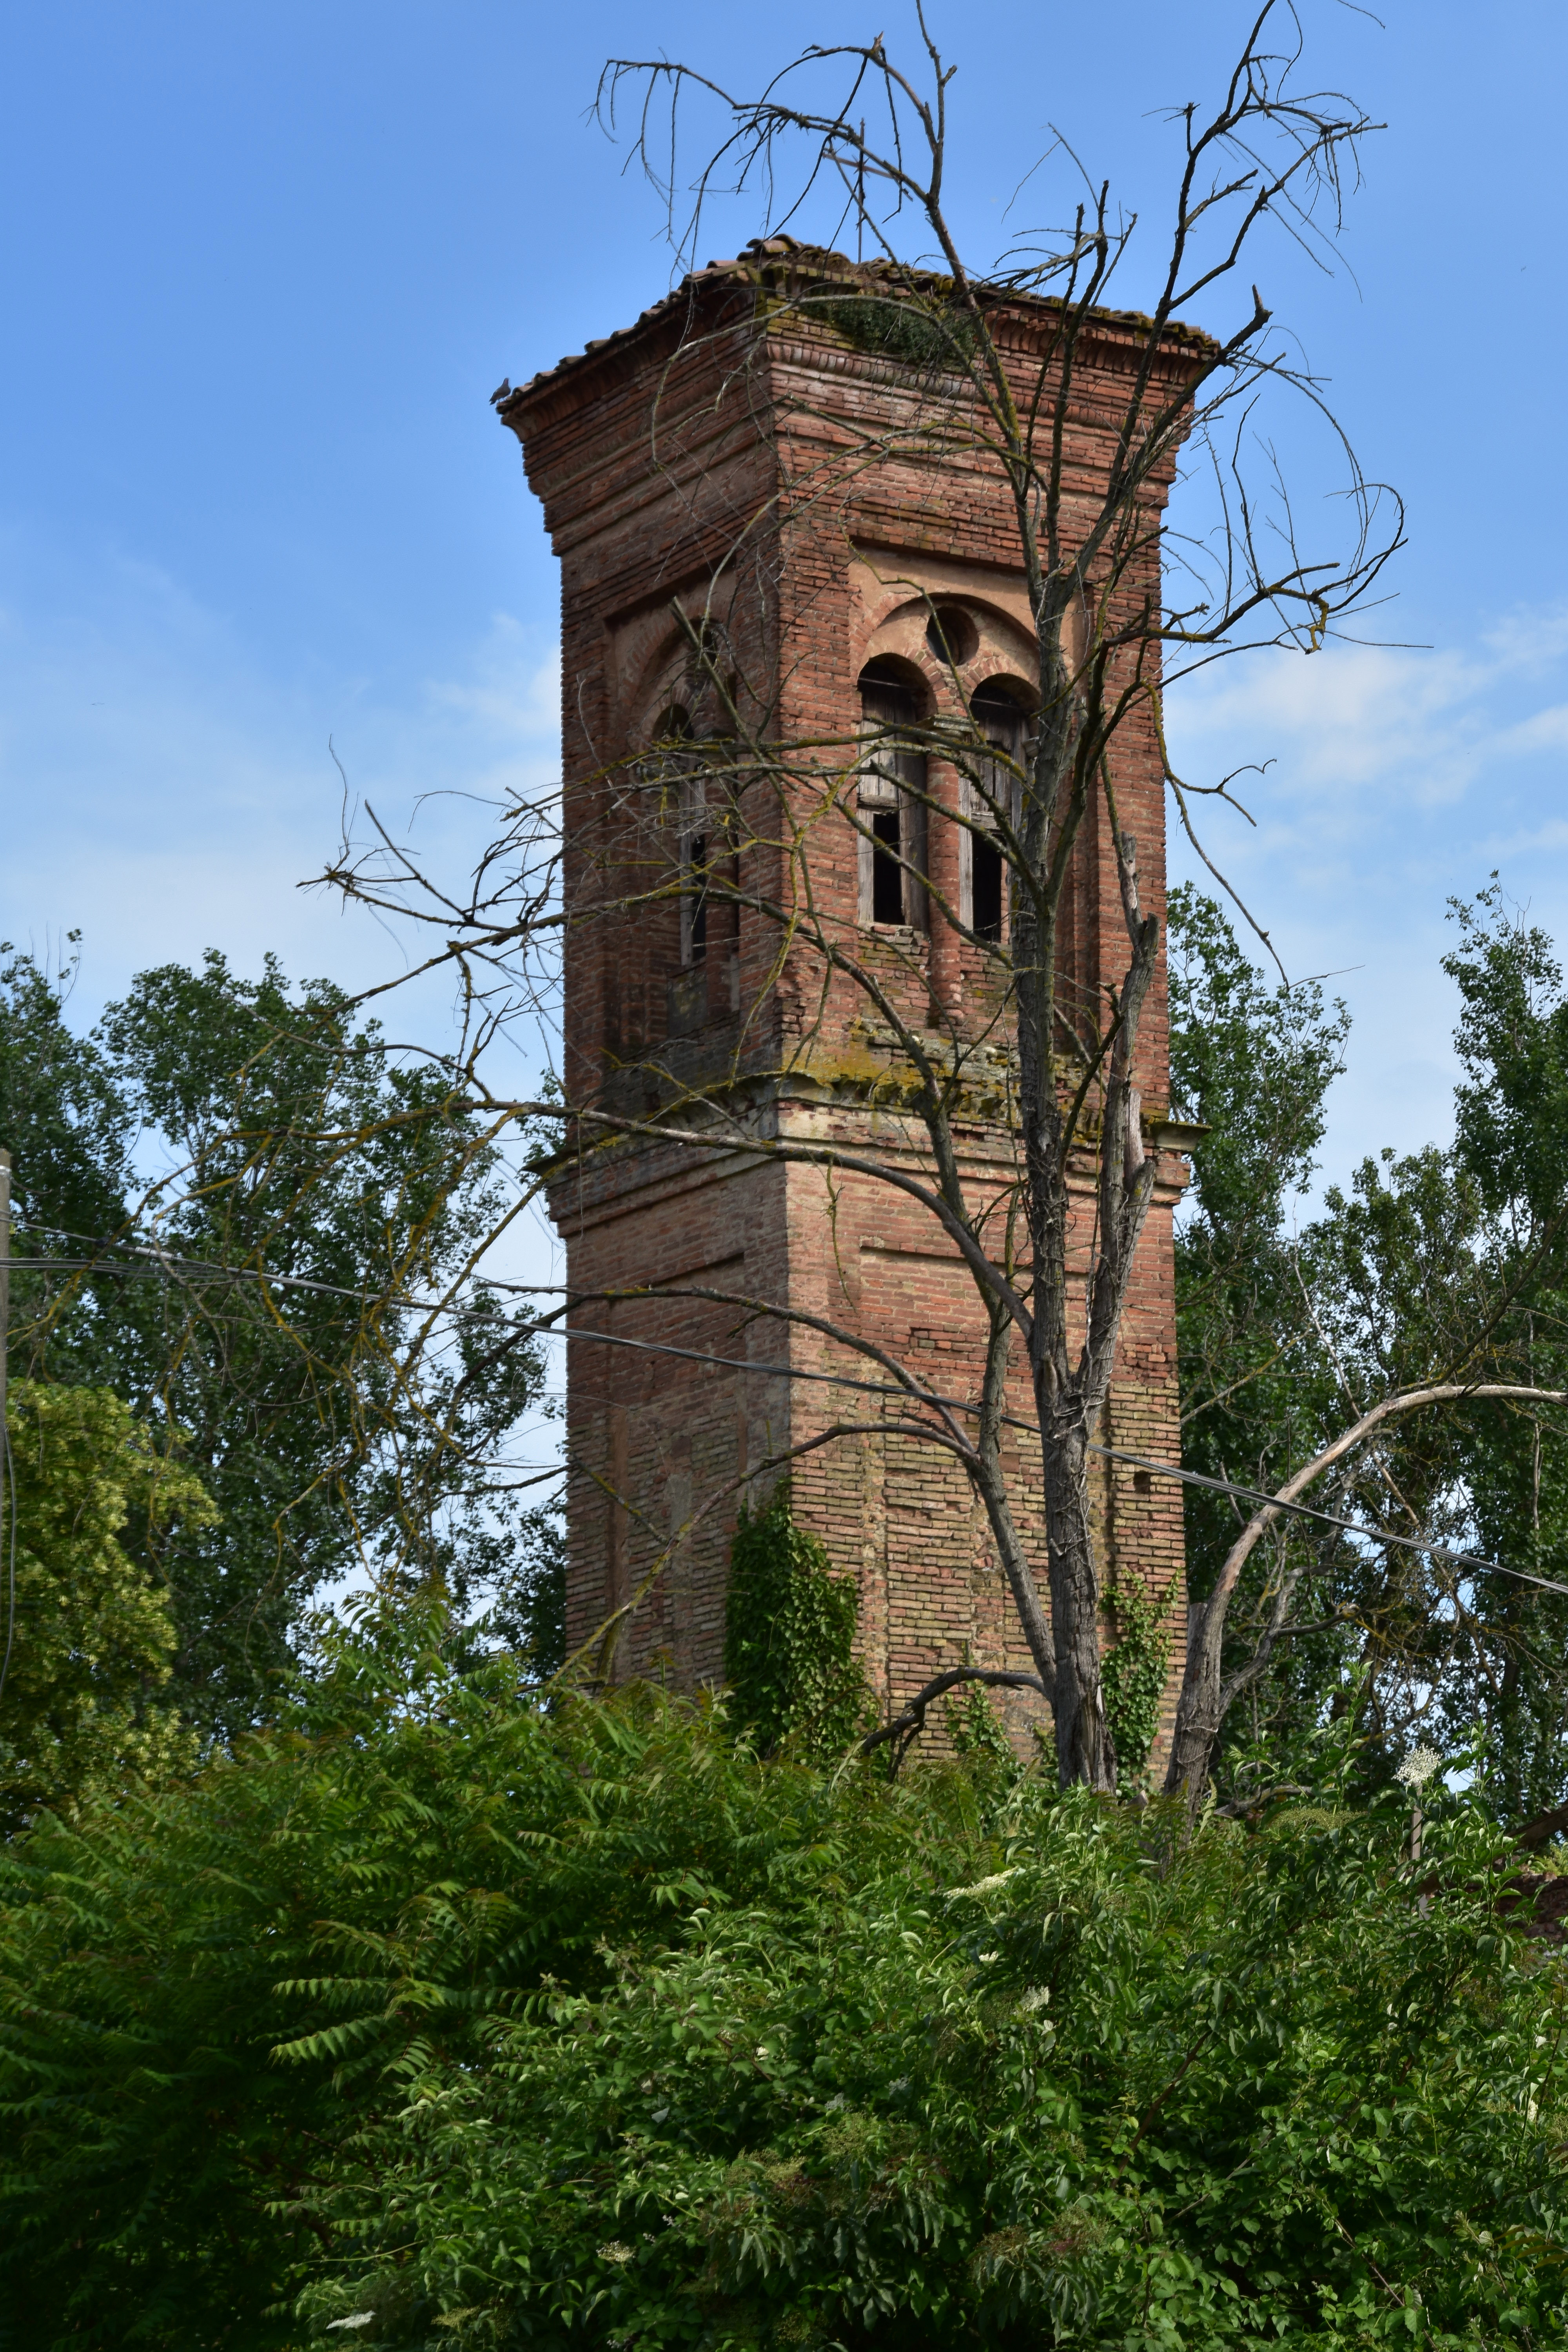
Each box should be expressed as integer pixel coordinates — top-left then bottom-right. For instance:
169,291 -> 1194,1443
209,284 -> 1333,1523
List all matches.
812,290 -> 980,375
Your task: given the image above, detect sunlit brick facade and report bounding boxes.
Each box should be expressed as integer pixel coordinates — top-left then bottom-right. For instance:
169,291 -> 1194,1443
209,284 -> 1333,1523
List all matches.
501,243 -> 1194,1764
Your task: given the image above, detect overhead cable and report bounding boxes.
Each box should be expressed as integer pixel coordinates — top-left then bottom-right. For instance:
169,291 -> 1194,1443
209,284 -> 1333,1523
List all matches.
11,1249 -> 1568,1602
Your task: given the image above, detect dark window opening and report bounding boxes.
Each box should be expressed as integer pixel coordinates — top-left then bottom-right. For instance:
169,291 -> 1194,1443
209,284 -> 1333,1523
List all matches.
858,659 -> 929,931
967,681 -> 1031,945
969,679 -> 1025,744
871,810 -> 904,924
969,681 -> 1028,816
688,833 -> 708,960
972,838 -> 1004,942
926,604 -> 978,665
859,661 -> 924,734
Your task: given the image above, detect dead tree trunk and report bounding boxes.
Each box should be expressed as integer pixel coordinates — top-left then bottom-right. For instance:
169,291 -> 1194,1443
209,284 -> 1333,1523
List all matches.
1166,1383 -> 1568,1802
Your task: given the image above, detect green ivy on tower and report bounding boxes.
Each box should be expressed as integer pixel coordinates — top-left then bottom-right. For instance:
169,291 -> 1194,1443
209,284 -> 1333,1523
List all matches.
723,1487 -> 874,1762
1100,1573 -> 1176,1787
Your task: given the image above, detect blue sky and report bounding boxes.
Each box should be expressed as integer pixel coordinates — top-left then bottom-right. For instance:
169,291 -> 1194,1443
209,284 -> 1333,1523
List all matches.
3,0 -> 1566,1209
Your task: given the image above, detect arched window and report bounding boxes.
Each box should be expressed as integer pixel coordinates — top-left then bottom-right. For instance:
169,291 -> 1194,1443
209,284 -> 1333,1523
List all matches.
857,659 -> 928,930
646,706 -> 709,967
966,681 -> 1028,945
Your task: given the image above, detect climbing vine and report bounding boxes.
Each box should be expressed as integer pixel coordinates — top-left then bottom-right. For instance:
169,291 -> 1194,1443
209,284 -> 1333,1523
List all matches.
1101,1575 -> 1175,1786
723,1487 -> 873,1762
944,1673 -> 1024,1814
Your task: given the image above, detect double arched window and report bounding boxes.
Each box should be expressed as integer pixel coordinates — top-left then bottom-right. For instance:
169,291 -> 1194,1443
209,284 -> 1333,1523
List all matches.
853,639 -> 1032,950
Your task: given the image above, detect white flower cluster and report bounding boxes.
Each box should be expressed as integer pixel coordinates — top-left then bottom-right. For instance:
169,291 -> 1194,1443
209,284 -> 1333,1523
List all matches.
1396,1744 -> 1443,1790
946,1866 -> 1022,1901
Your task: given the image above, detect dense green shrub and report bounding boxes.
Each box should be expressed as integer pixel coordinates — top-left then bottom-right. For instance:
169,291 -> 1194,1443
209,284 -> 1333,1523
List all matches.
0,1381 -> 212,1835
0,1617 -> 1565,2348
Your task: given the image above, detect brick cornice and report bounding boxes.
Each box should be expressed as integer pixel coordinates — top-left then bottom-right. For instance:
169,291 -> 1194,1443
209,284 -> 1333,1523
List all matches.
502,237 -> 1213,460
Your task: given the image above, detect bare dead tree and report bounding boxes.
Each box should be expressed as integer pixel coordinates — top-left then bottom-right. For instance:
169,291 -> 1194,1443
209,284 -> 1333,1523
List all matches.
1166,1383 -> 1568,1802
319,3 -> 1403,1790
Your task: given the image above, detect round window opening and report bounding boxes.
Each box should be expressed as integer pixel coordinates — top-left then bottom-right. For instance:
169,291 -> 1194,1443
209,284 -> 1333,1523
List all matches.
925,604 -> 979,665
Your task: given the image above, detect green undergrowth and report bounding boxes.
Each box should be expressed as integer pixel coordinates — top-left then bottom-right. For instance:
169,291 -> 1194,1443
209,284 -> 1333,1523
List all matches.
0,1608 -> 1566,2349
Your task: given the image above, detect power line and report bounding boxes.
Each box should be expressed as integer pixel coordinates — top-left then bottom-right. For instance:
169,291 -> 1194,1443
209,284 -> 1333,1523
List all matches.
523,1317 -> 1568,1601
10,1247 -> 1568,1603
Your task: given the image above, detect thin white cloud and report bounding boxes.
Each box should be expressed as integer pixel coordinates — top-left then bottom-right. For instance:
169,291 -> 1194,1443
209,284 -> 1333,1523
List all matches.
0,545 -> 567,1333
1169,606 -> 1568,826
428,613 -> 562,742
1161,600 -> 1568,1197
0,544 -> 561,1019
1495,704 -> 1568,757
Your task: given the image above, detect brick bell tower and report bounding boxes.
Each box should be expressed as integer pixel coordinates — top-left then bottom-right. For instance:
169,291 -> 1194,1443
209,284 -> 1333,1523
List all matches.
501,241 -> 1195,1762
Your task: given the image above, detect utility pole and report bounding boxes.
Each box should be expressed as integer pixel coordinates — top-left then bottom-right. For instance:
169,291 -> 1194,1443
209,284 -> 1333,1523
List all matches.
0,1147 -> 9,1437
0,1146 -> 11,1707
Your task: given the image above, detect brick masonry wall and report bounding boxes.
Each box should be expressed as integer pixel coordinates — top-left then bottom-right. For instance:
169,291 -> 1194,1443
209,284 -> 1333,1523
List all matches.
510,250 -> 1195,1775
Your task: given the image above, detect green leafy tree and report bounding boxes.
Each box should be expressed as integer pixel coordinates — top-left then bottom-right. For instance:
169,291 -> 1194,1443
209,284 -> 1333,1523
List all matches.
1297,1147 -> 1492,1773
0,1381 -> 211,1835
1435,885 -> 1568,1815
0,946 -> 561,1736
1256,897 -> 1568,1809
1169,884 -> 1568,1815
1167,890 -> 1360,1778
1168,886 -> 1349,1579
0,937 -> 130,1253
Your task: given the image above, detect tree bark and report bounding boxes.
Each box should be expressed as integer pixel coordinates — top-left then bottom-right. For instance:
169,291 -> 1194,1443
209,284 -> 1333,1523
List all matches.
1042,1420 -> 1116,1787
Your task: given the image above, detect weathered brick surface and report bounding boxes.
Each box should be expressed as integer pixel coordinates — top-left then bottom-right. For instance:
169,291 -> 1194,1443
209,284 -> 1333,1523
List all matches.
505,248 -> 1194,1770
